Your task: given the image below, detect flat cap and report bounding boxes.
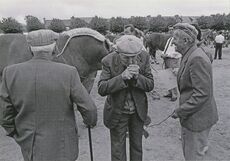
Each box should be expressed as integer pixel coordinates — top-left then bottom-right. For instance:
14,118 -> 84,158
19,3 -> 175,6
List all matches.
173,23 -> 198,41
27,29 -> 59,47
116,35 -> 143,56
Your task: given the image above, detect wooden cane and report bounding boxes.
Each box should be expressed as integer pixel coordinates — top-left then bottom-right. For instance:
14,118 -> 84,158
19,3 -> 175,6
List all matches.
88,126 -> 94,161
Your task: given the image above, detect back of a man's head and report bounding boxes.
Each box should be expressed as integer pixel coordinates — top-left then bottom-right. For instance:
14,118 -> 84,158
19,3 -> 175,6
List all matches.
27,29 -> 59,55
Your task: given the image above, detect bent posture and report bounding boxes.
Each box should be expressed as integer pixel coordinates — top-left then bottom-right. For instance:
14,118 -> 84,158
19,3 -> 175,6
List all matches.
98,35 -> 154,161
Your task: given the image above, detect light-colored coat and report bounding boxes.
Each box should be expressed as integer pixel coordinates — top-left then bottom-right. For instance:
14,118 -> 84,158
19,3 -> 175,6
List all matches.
0,56 -> 97,161
176,45 -> 218,132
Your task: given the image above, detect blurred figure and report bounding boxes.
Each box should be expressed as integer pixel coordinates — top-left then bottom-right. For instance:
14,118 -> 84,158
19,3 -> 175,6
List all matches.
0,29 -> 97,161
162,26 -> 181,101
171,23 -> 218,161
214,31 -> 225,59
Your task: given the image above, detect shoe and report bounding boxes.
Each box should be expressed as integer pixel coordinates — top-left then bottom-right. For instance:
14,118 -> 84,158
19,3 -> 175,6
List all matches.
171,97 -> 177,101
199,146 -> 209,156
163,93 -> 172,98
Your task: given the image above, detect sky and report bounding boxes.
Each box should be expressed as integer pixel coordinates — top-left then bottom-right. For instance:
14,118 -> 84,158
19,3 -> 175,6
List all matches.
0,0 -> 229,24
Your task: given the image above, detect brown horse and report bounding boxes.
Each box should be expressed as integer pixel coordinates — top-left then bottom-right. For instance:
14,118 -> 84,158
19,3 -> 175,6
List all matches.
144,33 -> 171,63
0,28 -> 110,92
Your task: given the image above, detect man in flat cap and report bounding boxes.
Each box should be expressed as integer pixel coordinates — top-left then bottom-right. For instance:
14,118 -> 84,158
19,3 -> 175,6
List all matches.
171,23 -> 218,161
0,29 -> 97,161
98,35 -> 154,161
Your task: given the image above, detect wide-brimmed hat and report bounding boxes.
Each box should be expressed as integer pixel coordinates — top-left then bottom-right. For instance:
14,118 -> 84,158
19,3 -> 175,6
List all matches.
27,29 -> 59,47
116,35 -> 143,56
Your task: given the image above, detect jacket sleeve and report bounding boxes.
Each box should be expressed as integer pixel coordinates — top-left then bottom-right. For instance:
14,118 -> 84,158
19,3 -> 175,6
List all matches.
70,68 -> 97,126
98,60 -> 128,96
132,54 -> 154,92
0,68 -> 17,137
176,57 -> 211,119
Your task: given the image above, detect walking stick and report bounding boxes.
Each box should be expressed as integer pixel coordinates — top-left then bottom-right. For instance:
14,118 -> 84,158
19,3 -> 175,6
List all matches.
88,126 -> 94,161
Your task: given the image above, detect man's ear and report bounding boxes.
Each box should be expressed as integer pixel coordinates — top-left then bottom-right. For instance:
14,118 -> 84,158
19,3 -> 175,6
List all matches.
183,37 -> 188,44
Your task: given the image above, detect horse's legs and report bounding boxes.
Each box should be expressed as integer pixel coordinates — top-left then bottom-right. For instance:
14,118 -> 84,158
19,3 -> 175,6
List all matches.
81,71 -> 97,93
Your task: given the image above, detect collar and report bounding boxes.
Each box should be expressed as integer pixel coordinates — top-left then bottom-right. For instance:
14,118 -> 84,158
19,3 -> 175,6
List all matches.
32,53 -> 53,61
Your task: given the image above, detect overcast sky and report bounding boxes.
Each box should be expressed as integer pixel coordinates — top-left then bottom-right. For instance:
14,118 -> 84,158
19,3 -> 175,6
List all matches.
0,0 -> 229,24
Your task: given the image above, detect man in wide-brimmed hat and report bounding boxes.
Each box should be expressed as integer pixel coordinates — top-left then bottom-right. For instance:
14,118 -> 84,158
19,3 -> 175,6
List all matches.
98,35 -> 154,161
0,29 -> 97,161
171,23 -> 218,161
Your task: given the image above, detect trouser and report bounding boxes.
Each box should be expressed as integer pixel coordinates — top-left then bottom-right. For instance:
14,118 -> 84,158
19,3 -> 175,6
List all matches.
181,127 -> 211,161
214,43 -> 223,59
110,112 -> 144,161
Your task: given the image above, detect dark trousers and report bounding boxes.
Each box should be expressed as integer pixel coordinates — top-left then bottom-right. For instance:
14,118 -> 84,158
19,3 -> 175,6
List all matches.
214,43 -> 223,59
110,112 -> 144,161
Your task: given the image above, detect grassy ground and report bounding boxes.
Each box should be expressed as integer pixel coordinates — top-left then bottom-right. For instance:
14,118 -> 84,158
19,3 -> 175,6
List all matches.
0,47 -> 230,161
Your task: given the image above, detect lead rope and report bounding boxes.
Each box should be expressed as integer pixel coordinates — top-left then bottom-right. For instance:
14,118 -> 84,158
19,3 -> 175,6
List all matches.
147,111 -> 175,128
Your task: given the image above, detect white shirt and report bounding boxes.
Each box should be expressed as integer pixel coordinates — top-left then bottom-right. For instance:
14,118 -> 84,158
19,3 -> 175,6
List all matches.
215,34 -> 225,44
162,37 -> 181,59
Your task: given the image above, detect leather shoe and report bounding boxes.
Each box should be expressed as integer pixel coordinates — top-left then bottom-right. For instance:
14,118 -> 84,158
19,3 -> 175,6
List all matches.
163,93 -> 172,98
171,97 -> 177,101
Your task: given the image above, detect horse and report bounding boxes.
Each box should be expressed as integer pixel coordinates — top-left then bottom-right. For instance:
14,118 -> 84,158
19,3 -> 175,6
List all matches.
0,28 -> 111,93
144,33 -> 171,63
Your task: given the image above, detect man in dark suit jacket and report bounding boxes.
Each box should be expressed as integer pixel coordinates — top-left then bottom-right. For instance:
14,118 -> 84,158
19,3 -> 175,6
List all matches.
98,35 -> 154,161
0,29 -> 97,161
171,23 -> 218,161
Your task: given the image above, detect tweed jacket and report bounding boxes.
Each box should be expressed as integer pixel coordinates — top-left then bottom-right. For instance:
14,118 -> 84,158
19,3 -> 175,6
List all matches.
98,51 -> 154,129
176,45 -> 218,132
0,55 -> 97,161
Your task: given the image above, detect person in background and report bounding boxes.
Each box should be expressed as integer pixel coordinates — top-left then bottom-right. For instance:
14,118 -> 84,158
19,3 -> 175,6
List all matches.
0,29 -> 97,161
192,23 -> 213,63
214,31 -> 225,59
98,35 -> 154,161
162,26 -> 181,101
171,23 -> 218,161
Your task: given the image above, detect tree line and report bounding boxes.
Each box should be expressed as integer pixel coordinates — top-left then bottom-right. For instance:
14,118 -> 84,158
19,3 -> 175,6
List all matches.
0,13 -> 229,35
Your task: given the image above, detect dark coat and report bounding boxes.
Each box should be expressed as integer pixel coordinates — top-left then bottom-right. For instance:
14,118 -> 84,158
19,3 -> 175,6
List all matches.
0,56 -> 97,161
98,51 -> 154,129
176,45 -> 218,132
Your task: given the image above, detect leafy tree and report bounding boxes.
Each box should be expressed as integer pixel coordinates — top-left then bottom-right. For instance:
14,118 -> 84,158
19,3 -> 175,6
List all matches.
89,16 -> 109,35
148,15 -> 167,32
109,17 -> 126,33
210,14 -> 225,31
165,17 -> 177,29
197,16 -> 212,29
70,17 -> 88,29
128,16 -> 148,31
0,17 -> 23,33
25,15 -> 45,32
48,18 -> 66,33
224,13 -> 230,30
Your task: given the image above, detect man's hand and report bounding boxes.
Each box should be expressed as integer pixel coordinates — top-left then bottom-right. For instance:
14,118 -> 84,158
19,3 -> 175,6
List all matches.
121,68 -> 133,80
171,110 -> 179,119
127,64 -> 140,79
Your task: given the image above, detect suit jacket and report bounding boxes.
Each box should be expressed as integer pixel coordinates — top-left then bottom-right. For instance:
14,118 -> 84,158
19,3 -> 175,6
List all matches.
98,51 -> 154,129
176,45 -> 218,132
0,55 -> 97,161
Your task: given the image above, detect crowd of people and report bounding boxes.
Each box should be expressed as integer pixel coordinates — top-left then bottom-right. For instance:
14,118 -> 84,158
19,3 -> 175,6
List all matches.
0,22 -> 219,161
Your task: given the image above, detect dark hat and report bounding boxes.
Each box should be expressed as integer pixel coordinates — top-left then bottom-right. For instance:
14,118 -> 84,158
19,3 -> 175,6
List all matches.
27,29 -> 59,47
116,35 -> 143,56
173,23 -> 198,41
